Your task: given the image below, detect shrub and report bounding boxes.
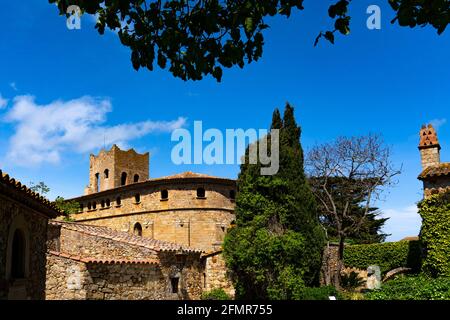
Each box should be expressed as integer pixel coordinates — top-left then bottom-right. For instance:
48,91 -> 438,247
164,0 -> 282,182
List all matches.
419,192 -> 450,277
341,271 -> 365,291
365,275 -> 450,300
343,240 -> 422,274
201,289 -> 232,300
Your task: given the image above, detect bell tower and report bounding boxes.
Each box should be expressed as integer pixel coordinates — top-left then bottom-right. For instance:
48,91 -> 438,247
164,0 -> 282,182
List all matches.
84,144 -> 149,195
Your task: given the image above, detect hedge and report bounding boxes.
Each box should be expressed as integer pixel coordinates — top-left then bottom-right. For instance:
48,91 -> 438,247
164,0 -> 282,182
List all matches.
365,275 -> 450,300
343,240 -> 422,274
419,191 -> 450,277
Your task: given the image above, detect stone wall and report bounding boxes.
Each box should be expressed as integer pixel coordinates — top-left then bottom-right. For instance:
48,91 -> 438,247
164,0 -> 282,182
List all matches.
204,252 -> 235,297
419,147 -> 441,169
46,252 -> 204,300
0,193 -> 50,300
70,182 -> 235,251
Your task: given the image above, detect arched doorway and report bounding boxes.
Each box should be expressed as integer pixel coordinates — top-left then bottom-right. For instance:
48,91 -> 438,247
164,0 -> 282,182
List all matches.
11,229 -> 26,279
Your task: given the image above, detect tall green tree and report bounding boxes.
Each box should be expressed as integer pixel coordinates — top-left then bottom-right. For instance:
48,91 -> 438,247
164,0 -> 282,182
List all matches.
223,103 -> 325,299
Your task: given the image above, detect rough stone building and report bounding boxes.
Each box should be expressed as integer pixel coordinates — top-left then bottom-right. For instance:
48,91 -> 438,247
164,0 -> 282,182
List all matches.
66,145 -> 237,296
418,124 -> 450,198
46,221 -> 204,300
0,170 -> 60,299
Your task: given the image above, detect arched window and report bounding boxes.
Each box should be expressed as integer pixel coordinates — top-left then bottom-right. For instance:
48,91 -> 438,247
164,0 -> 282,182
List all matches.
135,194 -> 141,203
87,202 -> 92,210
92,201 -> 97,210
171,277 -> 179,293
197,187 -> 206,198
116,196 -> 121,206
104,169 -> 109,179
11,229 -> 26,279
229,190 -> 236,200
161,189 -> 168,200
134,174 -> 140,183
133,223 -> 143,237
79,203 -> 84,212
101,200 -> 105,208
95,172 -> 100,192
106,199 -> 110,207
121,172 -> 127,186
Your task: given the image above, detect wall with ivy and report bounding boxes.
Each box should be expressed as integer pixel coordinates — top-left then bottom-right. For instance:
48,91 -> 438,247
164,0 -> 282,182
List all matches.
343,240 -> 422,274
419,191 -> 450,277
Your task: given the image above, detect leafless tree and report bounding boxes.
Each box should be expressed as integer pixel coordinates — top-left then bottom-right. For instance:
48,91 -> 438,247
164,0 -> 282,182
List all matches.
306,134 -> 401,287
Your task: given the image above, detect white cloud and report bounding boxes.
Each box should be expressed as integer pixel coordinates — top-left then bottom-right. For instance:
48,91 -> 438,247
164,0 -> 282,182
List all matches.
9,82 -> 17,91
2,95 -> 186,167
0,93 -> 7,109
381,205 -> 422,242
429,118 -> 447,130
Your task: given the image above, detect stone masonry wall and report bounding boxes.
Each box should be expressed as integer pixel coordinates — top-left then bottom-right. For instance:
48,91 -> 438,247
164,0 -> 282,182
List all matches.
424,176 -> 450,198
71,183 -> 235,251
204,252 -> 235,297
46,252 -> 204,300
0,193 -> 49,300
420,147 -> 441,169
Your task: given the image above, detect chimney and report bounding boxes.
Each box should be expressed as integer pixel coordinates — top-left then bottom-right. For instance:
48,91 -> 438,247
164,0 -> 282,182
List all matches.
419,124 -> 441,170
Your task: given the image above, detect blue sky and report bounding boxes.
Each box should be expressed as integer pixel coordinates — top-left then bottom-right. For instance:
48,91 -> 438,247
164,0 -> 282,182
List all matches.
0,1 -> 448,241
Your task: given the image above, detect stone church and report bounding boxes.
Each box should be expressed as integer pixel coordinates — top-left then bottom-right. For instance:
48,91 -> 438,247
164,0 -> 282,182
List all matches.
418,124 -> 450,197
58,144 -> 237,298
1,144 -> 236,300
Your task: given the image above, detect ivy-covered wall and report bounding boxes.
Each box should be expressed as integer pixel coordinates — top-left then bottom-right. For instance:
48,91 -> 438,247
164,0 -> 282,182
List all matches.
419,191 -> 450,277
343,240 -> 422,274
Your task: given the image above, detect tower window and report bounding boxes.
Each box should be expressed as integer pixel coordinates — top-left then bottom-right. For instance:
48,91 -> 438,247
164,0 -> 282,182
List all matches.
134,174 -> 140,183
197,187 -> 206,198
133,222 -> 143,237
92,201 -> 97,210
106,199 -> 110,207
104,169 -> 109,179
87,202 -> 92,210
229,190 -> 236,200
135,194 -> 141,203
161,189 -> 168,200
95,172 -> 100,192
121,172 -> 127,186
171,277 -> 179,294
116,197 -> 121,206
101,200 -> 105,208
11,229 -> 26,279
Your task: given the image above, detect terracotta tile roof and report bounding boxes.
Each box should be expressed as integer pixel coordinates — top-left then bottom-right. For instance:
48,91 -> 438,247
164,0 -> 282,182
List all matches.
400,236 -> 419,241
0,169 -> 61,218
51,221 -> 203,253
418,163 -> 450,180
48,251 -> 159,265
154,171 -> 220,180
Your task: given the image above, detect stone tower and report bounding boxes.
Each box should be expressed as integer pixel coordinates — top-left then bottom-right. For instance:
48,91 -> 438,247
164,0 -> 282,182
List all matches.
84,144 -> 149,195
419,124 -> 441,170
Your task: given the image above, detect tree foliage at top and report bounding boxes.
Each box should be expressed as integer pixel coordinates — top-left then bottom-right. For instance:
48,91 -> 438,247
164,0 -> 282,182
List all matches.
223,103 -> 325,300
50,0 -> 448,81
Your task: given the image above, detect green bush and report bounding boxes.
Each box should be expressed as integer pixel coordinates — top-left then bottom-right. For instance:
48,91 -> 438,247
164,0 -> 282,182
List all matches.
201,288 -> 232,300
365,275 -> 450,300
343,240 -> 422,274
419,192 -> 450,277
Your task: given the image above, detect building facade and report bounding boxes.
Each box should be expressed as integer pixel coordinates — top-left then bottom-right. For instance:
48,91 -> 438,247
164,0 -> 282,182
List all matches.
0,170 -> 60,300
67,145 -> 237,296
418,124 -> 450,198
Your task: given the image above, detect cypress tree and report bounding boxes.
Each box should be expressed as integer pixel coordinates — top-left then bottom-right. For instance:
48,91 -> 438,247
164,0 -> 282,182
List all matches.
223,103 -> 325,299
